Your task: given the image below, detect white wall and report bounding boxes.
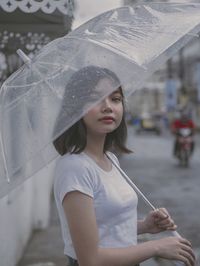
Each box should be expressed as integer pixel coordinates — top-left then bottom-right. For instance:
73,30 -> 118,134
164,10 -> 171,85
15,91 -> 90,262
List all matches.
0,162 -> 55,266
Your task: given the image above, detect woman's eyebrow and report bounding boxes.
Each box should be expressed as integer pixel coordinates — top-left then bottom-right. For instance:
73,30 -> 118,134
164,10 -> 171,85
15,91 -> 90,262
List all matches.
112,90 -> 121,94
111,91 -> 123,97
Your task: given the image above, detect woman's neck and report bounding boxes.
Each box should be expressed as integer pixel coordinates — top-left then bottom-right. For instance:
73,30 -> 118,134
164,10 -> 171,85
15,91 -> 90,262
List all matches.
85,133 -> 106,159
84,134 -> 112,172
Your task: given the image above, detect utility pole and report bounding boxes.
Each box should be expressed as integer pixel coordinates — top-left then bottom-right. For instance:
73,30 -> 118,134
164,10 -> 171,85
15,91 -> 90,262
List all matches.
179,47 -> 186,94
167,58 -> 173,79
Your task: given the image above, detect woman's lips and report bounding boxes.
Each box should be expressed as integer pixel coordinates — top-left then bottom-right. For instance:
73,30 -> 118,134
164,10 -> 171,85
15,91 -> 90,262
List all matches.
99,116 -> 115,123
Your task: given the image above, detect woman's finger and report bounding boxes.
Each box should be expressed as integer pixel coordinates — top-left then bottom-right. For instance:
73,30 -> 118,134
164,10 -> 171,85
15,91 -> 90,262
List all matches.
182,244 -> 196,261
153,208 -> 179,231
179,250 -> 195,266
166,224 -> 177,230
156,224 -> 177,231
155,217 -> 176,227
178,254 -> 191,266
158,207 -> 170,216
155,208 -> 169,219
180,238 -> 192,247
155,216 -> 174,223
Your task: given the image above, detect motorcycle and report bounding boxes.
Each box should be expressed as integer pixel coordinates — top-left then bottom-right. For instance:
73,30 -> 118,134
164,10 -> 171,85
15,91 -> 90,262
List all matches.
175,128 -> 193,167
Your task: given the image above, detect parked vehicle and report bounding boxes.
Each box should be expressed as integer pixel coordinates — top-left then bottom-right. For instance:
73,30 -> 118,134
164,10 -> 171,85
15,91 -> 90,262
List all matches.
135,113 -> 161,135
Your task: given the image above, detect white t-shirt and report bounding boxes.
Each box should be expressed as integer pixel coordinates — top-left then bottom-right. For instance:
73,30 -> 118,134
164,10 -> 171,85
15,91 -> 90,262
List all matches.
54,152 -> 138,259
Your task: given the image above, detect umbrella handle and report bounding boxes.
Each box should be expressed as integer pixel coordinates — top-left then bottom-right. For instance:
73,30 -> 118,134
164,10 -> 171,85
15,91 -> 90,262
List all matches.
107,154 -> 186,266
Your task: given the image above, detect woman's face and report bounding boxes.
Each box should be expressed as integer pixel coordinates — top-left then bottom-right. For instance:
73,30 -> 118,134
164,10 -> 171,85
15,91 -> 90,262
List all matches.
83,81 -> 123,136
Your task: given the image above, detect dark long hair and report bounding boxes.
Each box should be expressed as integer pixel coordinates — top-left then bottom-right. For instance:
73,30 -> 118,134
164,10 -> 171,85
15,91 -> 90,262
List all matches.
53,65 -> 132,155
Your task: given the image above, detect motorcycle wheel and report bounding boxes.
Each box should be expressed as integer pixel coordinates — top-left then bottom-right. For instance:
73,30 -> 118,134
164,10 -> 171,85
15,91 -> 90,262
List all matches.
179,149 -> 190,167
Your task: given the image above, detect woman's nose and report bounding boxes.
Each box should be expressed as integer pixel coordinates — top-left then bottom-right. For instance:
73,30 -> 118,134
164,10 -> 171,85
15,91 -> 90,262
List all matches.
101,98 -> 112,113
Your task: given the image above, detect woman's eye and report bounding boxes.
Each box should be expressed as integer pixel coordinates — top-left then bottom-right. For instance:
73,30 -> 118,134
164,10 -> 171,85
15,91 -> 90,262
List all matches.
112,97 -> 122,102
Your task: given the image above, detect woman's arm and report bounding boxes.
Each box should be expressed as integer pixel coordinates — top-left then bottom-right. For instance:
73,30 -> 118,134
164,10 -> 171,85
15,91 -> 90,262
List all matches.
63,193 -> 195,266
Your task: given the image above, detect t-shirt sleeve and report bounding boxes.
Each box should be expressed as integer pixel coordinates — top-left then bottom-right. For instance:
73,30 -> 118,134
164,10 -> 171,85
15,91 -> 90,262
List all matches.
55,156 -> 95,203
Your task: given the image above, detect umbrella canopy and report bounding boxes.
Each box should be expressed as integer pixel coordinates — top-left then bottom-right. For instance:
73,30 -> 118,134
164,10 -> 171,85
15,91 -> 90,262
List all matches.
1,2 -> 200,198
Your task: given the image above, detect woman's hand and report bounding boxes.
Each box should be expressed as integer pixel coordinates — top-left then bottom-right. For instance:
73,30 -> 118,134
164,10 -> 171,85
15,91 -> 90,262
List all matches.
154,236 -> 196,266
141,208 -> 177,234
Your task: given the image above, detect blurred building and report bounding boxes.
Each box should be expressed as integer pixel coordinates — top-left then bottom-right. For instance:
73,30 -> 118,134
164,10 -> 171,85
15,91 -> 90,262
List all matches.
124,0 -> 168,4
0,0 -> 75,86
124,0 -> 200,128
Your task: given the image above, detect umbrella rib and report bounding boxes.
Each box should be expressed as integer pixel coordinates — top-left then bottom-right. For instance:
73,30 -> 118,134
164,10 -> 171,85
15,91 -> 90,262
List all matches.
0,116 -> 10,183
17,49 -> 59,99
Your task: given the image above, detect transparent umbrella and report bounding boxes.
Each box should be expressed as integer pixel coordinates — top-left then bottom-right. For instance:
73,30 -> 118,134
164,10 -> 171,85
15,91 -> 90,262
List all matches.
0,2 -> 200,200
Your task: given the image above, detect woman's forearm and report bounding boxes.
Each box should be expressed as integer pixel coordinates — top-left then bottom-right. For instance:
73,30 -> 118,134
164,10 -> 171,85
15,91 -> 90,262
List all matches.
96,241 -> 156,266
78,236 -> 195,266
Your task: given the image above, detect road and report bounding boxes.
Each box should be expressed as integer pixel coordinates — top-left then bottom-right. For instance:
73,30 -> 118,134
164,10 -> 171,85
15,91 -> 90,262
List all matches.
120,127 -> 200,251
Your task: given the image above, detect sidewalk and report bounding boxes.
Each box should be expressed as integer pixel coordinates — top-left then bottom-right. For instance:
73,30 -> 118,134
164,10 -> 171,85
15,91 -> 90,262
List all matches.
17,193 -> 68,266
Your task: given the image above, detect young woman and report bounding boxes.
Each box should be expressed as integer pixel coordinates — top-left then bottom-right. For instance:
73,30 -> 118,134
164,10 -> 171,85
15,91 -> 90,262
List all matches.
53,66 -> 195,266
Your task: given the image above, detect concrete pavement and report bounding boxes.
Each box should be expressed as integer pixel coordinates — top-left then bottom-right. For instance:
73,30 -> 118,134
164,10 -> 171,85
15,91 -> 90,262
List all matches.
17,193 -> 68,266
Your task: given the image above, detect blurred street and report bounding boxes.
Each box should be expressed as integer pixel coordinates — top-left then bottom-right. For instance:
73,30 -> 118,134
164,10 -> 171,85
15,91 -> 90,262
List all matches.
120,127 -> 200,253
17,127 -> 200,266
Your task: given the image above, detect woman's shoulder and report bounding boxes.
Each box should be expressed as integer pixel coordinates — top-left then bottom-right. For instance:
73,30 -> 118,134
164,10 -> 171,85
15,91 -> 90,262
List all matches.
58,152 -> 84,163
56,153 -> 89,172
54,153 -> 97,201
